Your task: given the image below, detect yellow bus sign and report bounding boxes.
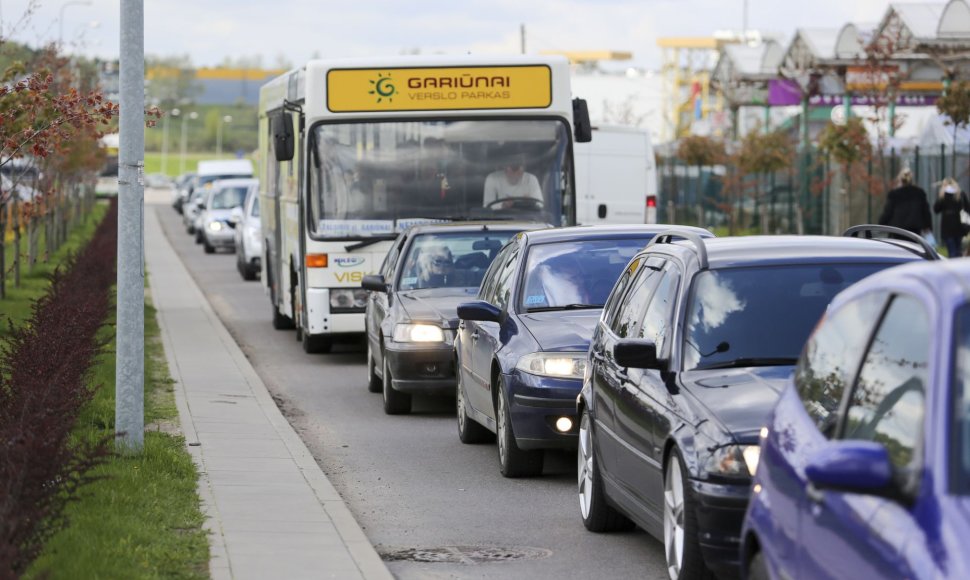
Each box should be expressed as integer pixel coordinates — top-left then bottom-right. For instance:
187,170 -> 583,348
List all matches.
327,65 -> 552,112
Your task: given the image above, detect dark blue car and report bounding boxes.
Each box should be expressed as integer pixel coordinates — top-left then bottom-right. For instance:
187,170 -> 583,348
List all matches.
741,258 -> 970,580
456,225 -> 713,478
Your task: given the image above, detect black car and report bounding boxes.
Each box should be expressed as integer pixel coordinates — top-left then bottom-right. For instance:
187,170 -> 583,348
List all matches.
577,226 -> 939,580
362,222 -> 543,415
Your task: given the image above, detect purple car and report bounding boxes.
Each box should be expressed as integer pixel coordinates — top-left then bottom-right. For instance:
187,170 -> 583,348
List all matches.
741,258 -> 970,580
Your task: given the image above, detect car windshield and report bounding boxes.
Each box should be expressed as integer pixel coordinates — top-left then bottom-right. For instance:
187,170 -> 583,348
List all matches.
520,238 -> 649,312
211,186 -> 249,210
684,263 -> 895,371
954,304 -> 970,494
397,231 -> 516,291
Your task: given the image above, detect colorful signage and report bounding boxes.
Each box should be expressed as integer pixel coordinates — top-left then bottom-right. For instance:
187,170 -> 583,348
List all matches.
326,66 -> 552,113
768,79 -> 938,107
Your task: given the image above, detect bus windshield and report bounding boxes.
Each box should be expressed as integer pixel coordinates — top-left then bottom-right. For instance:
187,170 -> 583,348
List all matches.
307,119 -> 573,238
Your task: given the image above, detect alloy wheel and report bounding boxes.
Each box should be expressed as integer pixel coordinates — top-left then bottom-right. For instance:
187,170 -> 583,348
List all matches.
456,373 -> 467,434
663,456 -> 686,580
578,412 -> 594,519
497,389 -> 508,466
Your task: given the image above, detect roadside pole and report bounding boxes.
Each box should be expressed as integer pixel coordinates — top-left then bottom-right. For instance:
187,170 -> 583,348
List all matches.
116,0 -> 144,453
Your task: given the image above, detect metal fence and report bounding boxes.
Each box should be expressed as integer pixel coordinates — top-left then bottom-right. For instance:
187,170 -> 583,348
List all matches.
657,144 -> 970,237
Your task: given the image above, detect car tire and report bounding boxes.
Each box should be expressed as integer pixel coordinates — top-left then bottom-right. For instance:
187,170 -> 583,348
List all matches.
367,341 -> 382,393
203,239 -> 215,254
382,356 -> 412,415
579,408 -> 634,532
664,449 -> 713,580
302,332 -> 332,354
747,551 -> 769,580
195,229 -> 204,244
496,377 -> 543,477
242,259 -> 257,281
457,366 -> 492,444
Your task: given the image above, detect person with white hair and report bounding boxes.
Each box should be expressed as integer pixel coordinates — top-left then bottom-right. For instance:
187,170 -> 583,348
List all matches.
878,167 -> 932,238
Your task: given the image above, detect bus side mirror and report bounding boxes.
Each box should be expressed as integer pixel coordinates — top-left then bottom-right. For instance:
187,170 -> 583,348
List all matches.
273,112 -> 295,162
573,98 -> 592,143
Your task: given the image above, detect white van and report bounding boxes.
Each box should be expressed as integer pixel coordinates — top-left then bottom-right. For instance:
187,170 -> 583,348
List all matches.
574,125 -> 657,225
182,159 -> 254,234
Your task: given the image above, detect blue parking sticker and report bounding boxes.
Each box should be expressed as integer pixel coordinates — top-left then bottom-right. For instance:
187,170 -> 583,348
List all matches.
526,295 -> 546,305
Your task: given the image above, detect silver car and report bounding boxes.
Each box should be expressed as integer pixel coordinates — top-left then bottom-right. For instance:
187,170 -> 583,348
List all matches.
200,178 -> 257,254
230,186 -> 262,280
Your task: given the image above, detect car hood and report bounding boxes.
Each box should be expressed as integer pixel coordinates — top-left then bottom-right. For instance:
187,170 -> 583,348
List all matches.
681,366 -> 793,443
519,310 -> 600,351
398,287 -> 479,329
205,209 -> 234,220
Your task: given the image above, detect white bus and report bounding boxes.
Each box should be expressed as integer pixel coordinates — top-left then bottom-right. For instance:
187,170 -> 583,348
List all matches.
258,54 -> 592,353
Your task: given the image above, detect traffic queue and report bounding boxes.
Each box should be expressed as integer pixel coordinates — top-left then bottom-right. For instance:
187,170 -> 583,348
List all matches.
169,177 -> 969,580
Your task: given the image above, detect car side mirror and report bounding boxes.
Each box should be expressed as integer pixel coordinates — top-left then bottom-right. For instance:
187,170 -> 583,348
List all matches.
805,441 -> 894,493
457,300 -> 502,323
613,339 -> 665,371
361,274 -> 387,293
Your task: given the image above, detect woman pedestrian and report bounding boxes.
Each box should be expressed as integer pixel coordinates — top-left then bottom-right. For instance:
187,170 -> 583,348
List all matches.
933,177 -> 970,258
879,167 -> 932,238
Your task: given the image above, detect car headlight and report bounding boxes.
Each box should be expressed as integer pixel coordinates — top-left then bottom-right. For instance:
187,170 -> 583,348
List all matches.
705,445 -> 760,478
330,289 -> 369,310
516,353 -> 587,379
393,323 -> 445,343
207,221 -> 222,232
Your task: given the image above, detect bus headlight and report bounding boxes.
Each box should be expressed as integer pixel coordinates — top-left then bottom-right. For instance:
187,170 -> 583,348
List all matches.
330,289 -> 368,310
516,353 -> 587,379
393,323 -> 445,343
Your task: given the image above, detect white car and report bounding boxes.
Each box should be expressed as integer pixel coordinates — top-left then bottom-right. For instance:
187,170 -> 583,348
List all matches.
230,185 -> 262,280
200,178 -> 257,254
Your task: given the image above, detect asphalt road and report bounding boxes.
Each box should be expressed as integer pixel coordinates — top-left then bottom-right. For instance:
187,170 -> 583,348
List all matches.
153,196 -> 668,580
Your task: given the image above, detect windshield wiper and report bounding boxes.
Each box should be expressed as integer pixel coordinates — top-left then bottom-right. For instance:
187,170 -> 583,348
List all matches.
694,357 -> 798,371
526,303 -> 600,313
344,235 -> 398,252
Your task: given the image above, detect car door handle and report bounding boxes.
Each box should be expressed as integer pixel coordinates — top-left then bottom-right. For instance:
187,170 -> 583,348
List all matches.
471,331 -> 480,341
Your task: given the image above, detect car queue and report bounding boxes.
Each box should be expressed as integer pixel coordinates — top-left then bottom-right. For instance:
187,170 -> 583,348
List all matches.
170,179 -> 969,580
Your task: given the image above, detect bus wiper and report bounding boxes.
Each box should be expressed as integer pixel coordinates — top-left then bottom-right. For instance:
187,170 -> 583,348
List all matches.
694,357 -> 799,371
345,235 -> 398,252
527,303 -> 600,312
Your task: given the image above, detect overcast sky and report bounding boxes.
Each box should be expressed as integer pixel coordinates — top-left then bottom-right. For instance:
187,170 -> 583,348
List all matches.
0,0 -> 914,70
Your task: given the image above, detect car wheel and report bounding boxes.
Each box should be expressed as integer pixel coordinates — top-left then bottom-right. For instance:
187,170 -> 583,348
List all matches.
496,377 -> 543,477
747,551 -> 769,580
664,449 -> 711,580
203,239 -> 215,254
195,229 -> 204,244
579,408 -> 634,532
457,366 -> 492,444
302,332 -> 332,354
242,258 -> 257,281
382,356 -> 411,415
367,341 -> 382,393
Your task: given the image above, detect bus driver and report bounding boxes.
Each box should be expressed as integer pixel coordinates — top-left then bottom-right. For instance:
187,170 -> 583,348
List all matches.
482,151 -> 542,209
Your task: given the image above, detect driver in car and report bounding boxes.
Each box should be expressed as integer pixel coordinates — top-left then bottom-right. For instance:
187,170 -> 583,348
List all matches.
482,151 -> 542,209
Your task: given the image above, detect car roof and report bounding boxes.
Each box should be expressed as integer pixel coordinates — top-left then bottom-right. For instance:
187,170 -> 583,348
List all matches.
210,177 -> 259,190
404,221 -> 548,236
521,224 -> 713,245
652,235 -> 927,269
196,159 -> 253,175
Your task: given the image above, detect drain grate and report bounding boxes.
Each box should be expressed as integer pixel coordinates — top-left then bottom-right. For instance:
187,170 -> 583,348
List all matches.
380,545 -> 551,565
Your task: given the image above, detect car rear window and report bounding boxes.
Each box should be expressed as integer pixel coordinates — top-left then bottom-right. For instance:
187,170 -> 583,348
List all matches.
684,263 -> 897,371
954,304 -> 970,495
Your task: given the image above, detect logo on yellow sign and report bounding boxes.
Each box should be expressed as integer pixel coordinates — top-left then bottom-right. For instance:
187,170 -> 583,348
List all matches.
369,73 -> 396,103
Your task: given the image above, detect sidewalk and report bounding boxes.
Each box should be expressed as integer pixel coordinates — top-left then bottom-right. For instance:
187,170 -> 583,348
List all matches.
143,193 -> 393,580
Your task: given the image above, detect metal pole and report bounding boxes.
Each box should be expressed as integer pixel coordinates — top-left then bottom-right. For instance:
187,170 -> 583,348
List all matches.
216,116 -> 223,157
178,115 -> 188,175
116,0 -> 144,453
520,24 -> 526,54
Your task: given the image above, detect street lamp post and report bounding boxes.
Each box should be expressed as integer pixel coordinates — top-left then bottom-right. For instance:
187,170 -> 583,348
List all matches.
161,107 -> 178,176
59,0 -> 93,47
216,114 -> 233,156
178,111 -> 198,176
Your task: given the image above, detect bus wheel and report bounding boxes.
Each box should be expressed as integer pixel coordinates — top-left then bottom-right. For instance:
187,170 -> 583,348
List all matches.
303,333 -> 332,354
